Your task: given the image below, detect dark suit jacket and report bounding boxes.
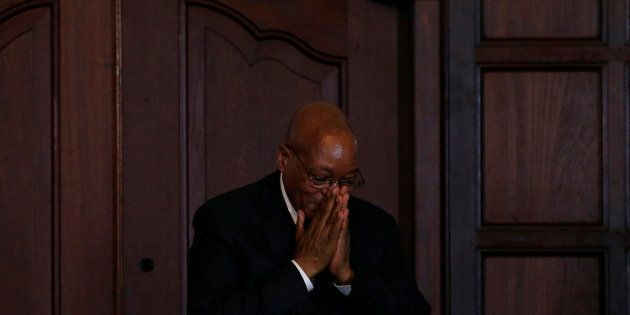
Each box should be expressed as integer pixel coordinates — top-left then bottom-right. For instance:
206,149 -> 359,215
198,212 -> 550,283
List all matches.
188,172 -> 430,314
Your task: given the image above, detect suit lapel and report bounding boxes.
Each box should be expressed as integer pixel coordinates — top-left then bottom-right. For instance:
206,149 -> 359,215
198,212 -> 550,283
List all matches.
258,172 -> 296,264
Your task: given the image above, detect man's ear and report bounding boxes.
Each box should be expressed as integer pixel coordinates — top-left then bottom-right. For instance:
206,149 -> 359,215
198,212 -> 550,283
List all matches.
276,145 -> 290,172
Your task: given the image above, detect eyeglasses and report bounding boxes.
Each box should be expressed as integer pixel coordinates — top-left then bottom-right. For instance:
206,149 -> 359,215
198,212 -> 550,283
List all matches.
287,146 -> 365,190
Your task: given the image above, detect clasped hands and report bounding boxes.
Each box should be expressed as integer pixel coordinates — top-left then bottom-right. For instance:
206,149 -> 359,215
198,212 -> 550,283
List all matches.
293,186 -> 353,285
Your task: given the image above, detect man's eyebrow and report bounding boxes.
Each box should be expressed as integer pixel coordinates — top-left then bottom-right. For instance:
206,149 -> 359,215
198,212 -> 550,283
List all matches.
309,167 -> 333,176
311,167 -> 359,178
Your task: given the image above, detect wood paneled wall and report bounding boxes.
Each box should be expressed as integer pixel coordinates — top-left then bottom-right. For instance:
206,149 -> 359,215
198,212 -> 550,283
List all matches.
448,0 -> 628,314
4,0 -> 624,314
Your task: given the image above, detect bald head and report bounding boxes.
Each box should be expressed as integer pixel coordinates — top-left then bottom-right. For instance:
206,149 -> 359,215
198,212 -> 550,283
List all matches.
285,102 -> 357,157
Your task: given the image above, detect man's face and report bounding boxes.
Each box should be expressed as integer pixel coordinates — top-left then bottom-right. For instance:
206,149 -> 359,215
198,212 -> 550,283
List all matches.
278,135 -> 359,219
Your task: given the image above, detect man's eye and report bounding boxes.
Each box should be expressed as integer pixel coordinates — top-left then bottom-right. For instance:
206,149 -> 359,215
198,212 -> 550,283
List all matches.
311,176 -> 329,184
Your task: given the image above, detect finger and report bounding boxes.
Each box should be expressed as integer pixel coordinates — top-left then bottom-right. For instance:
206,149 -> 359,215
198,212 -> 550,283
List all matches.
340,185 -> 348,196
341,191 -> 349,211
329,206 -> 344,240
341,209 -> 350,244
329,196 -> 344,235
341,208 -> 349,233
324,194 -> 343,232
311,188 -> 332,223
314,187 -> 338,232
295,209 -> 305,239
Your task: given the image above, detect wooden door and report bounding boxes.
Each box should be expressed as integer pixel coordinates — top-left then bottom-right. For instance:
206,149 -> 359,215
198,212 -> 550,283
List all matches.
121,0 -> 439,313
0,0 -> 117,314
447,0 -> 628,314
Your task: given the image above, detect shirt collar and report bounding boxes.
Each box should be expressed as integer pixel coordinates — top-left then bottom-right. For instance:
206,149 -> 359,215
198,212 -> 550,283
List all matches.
280,172 -> 298,224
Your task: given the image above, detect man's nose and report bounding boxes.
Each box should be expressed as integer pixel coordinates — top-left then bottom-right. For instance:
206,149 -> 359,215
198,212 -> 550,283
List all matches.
319,182 -> 339,193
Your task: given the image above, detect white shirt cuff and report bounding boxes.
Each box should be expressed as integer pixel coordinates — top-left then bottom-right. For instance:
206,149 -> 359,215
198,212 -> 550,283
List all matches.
290,260 -> 314,292
333,282 -> 352,295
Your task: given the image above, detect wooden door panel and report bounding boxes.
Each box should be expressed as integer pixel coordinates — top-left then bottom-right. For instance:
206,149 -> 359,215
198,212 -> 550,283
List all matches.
0,6 -> 52,314
1,1 -> 119,313
212,0 -> 347,57
483,254 -> 602,315
482,69 -> 602,224
59,0 -> 117,313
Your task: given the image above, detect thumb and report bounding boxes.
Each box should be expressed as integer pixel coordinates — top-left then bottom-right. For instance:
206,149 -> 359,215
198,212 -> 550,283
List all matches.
295,209 -> 305,238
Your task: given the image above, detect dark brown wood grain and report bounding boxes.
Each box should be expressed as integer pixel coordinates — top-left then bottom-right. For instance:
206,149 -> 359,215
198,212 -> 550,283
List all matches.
483,70 -> 602,224
121,0 -> 182,313
59,0 -> 115,313
413,1 -> 442,313
475,227 -> 630,248
482,0 -> 601,40
484,255 -> 601,315
0,6 -> 52,314
0,0 -> 32,16
347,0 -> 400,219
213,0 -> 346,57
476,47 -> 630,63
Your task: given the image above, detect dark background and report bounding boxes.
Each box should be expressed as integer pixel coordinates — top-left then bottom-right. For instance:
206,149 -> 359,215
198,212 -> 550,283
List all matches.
0,0 -> 627,314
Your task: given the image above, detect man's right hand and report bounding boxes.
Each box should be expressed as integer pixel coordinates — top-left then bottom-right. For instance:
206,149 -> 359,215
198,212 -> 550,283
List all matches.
293,187 -> 345,278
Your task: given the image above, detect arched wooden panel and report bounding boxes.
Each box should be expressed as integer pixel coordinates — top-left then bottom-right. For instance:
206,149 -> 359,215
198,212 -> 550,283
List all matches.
211,0 -> 347,57
186,2 -> 347,229
0,5 -> 52,314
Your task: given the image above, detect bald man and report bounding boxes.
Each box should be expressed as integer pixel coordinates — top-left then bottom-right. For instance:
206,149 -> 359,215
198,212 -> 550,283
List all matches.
188,103 -> 430,314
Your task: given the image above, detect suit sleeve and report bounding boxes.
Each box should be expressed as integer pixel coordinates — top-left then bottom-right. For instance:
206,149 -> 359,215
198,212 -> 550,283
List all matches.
326,216 -> 431,315
188,207 -> 312,315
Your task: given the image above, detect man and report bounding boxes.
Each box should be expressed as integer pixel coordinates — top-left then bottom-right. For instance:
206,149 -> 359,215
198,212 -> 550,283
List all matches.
188,102 -> 431,314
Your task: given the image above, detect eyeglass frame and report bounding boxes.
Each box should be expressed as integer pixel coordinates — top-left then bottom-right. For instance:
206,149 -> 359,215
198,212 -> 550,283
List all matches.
285,145 -> 365,190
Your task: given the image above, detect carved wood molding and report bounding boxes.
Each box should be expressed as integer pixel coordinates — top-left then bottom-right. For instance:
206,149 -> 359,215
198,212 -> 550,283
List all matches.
184,0 -> 348,107
0,0 -> 51,23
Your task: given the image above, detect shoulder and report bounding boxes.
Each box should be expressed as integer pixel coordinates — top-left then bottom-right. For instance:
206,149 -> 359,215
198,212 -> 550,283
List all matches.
192,172 -> 279,230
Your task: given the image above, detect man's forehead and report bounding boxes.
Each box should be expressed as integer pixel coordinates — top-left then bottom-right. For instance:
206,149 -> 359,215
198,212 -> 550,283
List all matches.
287,102 -> 351,142
302,131 -> 356,155
329,143 -> 343,159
